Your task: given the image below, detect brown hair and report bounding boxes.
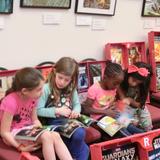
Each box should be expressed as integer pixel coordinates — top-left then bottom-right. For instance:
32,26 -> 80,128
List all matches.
6,67 -> 44,95
48,57 -> 79,103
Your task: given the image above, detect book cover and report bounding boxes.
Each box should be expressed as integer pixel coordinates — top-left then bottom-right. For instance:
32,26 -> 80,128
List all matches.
89,63 -> 102,85
78,65 -> 89,91
128,46 -> 141,65
15,127 -> 47,141
156,64 -> 160,90
102,143 -> 139,160
110,47 -> 123,65
154,36 -> 160,62
97,116 -> 122,137
148,135 -> 160,160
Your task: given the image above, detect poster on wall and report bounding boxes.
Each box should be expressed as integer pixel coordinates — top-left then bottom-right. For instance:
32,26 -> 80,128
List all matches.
20,0 -> 71,9
0,0 -> 13,14
102,143 -> 139,160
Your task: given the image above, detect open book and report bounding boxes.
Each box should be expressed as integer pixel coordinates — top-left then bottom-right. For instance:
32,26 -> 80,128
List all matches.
78,114 -> 122,137
44,119 -> 85,138
116,100 -> 138,127
15,126 -> 47,141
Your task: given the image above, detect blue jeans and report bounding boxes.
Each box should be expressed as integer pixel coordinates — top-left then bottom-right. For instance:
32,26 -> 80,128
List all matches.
47,118 -> 89,160
120,124 -> 144,136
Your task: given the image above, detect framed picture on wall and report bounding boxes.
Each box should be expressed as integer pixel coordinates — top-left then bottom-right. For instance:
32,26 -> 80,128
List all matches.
142,0 -> 160,17
0,0 -> 13,14
75,0 -> 117,16
20,0 -> 71,9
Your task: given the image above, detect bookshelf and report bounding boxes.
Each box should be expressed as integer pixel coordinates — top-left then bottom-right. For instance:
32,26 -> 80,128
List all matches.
148,31 -> 160,92
104,42 -> 147,69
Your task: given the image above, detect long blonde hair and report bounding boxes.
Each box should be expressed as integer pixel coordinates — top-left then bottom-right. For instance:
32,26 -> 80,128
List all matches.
48,57 -> 79,103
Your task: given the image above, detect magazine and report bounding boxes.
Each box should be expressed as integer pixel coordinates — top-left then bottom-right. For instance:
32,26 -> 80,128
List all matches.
45,119 -> 85,138
15,126 -> 47,141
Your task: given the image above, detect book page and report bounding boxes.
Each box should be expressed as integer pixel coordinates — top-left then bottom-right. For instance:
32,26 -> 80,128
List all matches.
58,119 -> 84,138
97,116 -> 122,137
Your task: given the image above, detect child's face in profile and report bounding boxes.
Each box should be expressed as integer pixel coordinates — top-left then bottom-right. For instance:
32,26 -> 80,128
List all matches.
55,72 -> 72,89
24,80 -> 45,99
104,74 -> 124,90
128,76 -> 142,87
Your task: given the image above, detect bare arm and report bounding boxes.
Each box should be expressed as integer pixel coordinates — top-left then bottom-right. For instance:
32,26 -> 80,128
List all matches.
0,111 -> 20,148
31,107 -> 42,128
117,87 -> 141,108
82,98 -> 118,118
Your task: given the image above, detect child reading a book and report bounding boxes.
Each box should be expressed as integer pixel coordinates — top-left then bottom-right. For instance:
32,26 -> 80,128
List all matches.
0,67 -> 72,160
82,60 -> 124,120
37,57 -> 89,160
117,62 -> 153,133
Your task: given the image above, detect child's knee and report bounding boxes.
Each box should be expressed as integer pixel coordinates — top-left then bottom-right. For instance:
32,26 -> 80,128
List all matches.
72,128 -> 86,141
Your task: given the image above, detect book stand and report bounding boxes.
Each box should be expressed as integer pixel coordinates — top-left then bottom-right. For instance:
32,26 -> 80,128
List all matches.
104,42 -> 146,69
90,128 -> 160,160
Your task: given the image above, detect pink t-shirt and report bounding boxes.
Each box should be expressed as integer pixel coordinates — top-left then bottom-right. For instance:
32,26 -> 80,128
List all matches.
87,82 -> 116,120
0,92 -> 37,130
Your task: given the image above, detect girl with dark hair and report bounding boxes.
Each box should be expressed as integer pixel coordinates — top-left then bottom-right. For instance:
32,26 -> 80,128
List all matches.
0,67 -> 73,160
117,62 -> 153,132
37,57 -> 89,160
82,60 -> 124,120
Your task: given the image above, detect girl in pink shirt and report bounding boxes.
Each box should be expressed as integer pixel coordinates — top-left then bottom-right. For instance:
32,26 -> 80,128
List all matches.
82,60 -> 124,120
0,67 -> 72,160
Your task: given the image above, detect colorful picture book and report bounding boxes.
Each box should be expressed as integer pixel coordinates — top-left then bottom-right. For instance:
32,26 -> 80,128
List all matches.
116,100 -> 138,128
148,136 -> 160,160
15,126 -> 47,141
78,114 -> 122,137
110,47 -> 123,65
97,116 -> 122,137
45,119 -> 85,138
156,64 -> 160,90
154,36 -> 160,62
89,63 -> 102,85
128,46 -> 141,65
78,65 -> 89,91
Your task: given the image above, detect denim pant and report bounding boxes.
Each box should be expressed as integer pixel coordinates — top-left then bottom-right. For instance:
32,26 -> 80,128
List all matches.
47,118 -> 89,160
120,124 -> 144,136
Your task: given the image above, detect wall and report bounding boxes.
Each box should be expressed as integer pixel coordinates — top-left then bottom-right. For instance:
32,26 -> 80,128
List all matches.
0,0 -> 159,69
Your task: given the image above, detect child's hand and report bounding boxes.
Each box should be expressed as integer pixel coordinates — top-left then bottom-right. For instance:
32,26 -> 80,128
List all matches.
18,143 -> 41,152
104,106 -> 119,118
33,120 -> 42,128
69,111 -> 80,119
122,98 -> 131,105
56,106 -> 71,117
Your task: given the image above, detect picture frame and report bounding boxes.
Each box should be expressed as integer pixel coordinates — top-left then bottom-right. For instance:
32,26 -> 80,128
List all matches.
0,0 -> 13,14
142,0 -> 160,17
75,0 -> 117,16
20,0 -> 71,9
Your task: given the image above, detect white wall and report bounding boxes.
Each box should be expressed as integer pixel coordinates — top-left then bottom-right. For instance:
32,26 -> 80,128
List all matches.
0,0 -> 159,69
